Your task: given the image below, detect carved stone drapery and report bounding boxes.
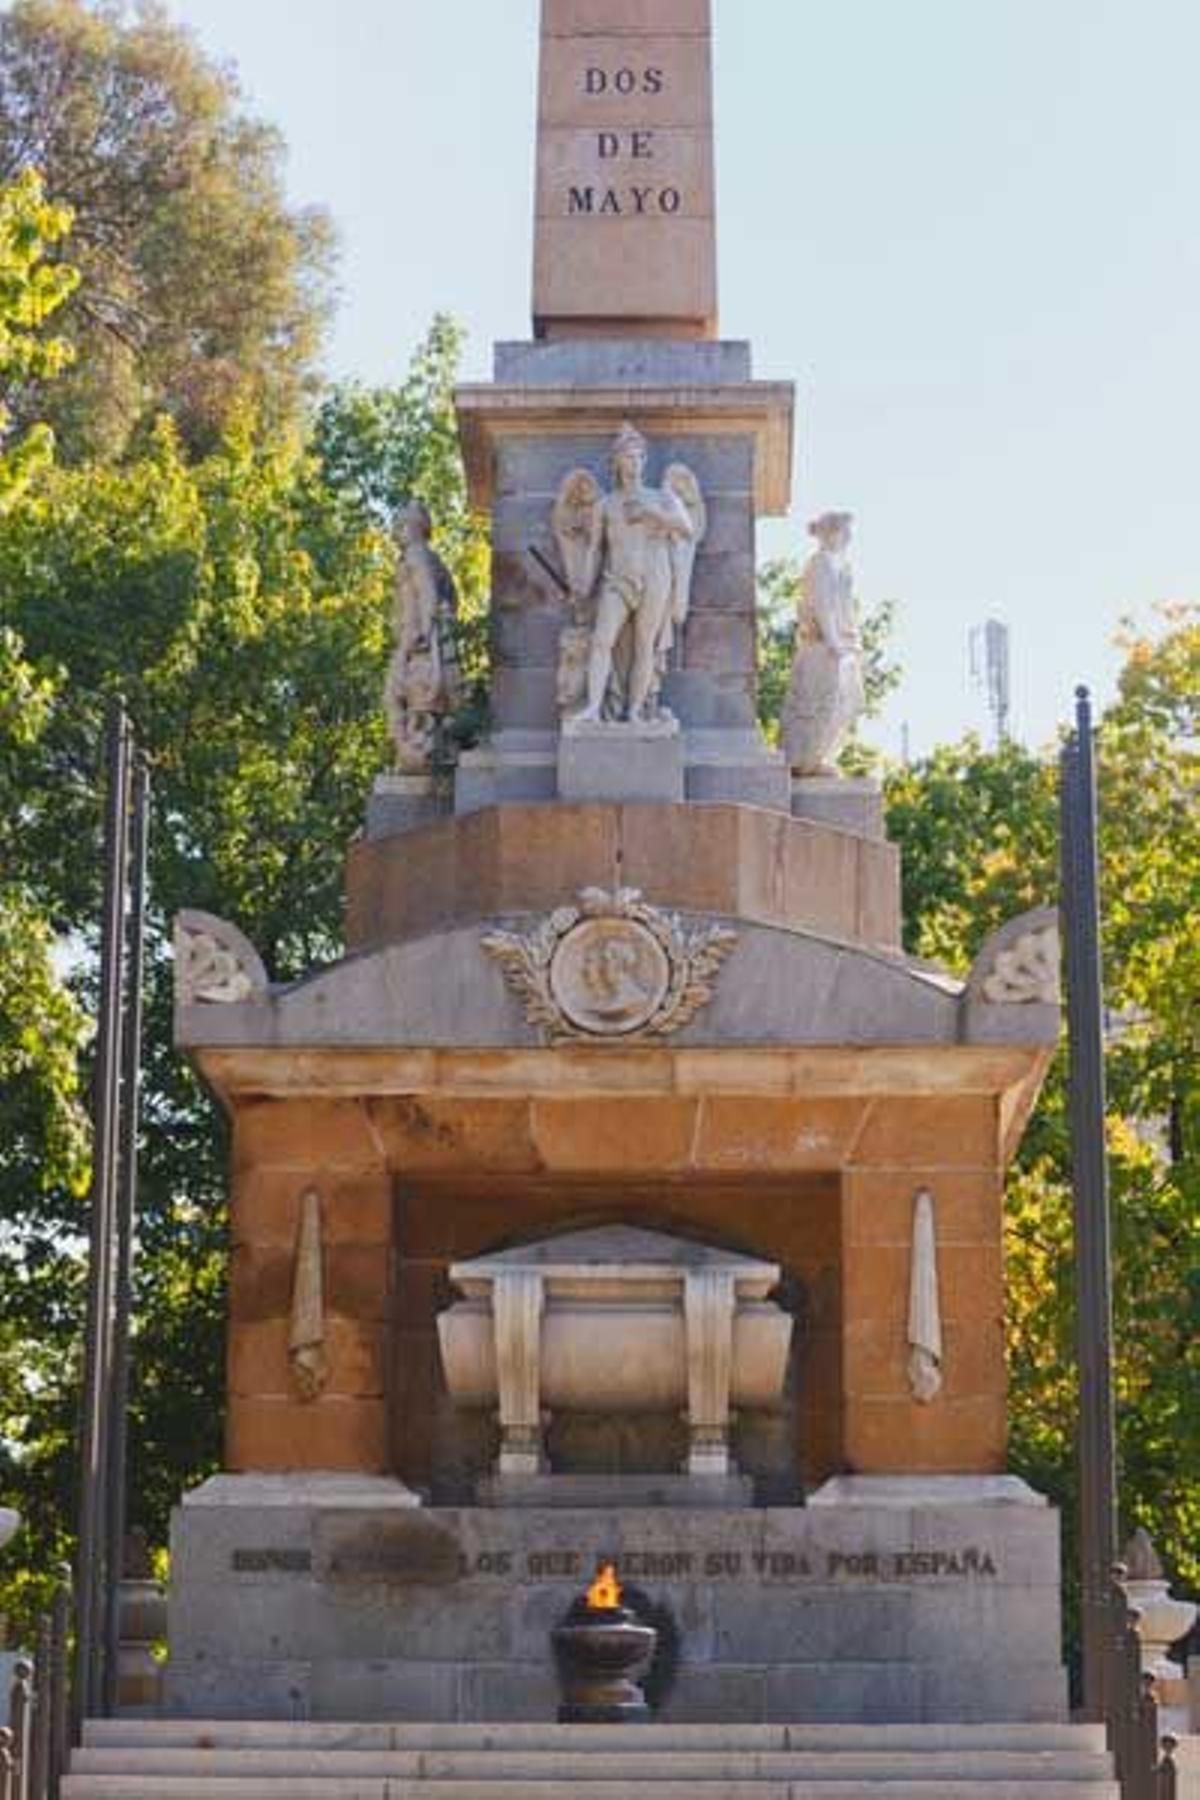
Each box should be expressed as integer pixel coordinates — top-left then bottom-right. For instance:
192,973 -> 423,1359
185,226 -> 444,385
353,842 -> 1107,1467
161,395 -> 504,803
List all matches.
288,1190 -> 328,1403
907,1189 -> 944,1405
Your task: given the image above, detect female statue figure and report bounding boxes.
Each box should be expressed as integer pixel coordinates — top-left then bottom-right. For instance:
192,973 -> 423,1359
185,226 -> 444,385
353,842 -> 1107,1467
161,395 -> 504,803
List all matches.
385,501 -> 462,772
782,511 -> 866,777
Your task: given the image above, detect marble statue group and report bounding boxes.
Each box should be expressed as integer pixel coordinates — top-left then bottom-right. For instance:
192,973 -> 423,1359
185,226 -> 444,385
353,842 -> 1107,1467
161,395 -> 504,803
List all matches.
553,422 -> 706,728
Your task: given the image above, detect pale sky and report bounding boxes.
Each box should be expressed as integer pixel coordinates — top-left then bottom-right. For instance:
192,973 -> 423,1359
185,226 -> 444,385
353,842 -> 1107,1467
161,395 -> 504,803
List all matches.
35,1 -> 1200,754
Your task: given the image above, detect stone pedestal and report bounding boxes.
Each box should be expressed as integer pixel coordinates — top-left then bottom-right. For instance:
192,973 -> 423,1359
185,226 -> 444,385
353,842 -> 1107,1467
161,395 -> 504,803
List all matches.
165,1486 -> 1069,1725
455,732 -> 558,813
365,774 -> 447,840
476,1473 -> 753,1509
456,338 -> 793,760
558,718 -> 685,805
791,776 -> 885,842
685,730 -> 791,809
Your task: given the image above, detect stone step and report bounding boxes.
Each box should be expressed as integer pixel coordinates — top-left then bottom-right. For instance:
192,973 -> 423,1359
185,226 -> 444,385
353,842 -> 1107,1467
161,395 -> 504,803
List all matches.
65,1720 -> 1118,1799
81,1721 -> 1109,1753
61,1780 -> 1121,1800
70,1745 -> 1116,1780
63,1713 -> 1115,1800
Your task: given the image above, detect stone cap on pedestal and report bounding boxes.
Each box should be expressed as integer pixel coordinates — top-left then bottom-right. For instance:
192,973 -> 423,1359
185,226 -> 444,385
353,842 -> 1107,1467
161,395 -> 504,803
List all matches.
455,377 -> 795,516
450,1224 -> 781,1302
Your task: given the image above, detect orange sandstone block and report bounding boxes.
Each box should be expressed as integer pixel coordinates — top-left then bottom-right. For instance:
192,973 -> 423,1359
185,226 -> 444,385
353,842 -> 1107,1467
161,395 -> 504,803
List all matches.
232,1170 -> 393,1248
695,1097 -> 867,1173
850,1097 -> 999,1170
229,1244 -> 292,1324
842,1243 -> 1003,1334
530,1097 -> 698,1174
228,1317 -> 387,1401
842,1171 -> 1003,1249
229,1242 -> 393,1326
844,1395 -> 1007,1475
227,1397 -> 388,1473
325,1246 -> 392,1323
233,1100 -> 383,1174
369,1096 -> 542,1176
843,1317 -> 1007,1405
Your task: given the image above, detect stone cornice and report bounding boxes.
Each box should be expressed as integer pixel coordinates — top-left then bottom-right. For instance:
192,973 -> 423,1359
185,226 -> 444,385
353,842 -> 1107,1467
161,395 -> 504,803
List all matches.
455,380 -> 796,515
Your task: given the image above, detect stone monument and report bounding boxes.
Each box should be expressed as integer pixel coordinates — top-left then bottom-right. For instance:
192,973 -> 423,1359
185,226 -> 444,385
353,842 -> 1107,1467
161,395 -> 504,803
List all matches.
165,0 -> 1070,1728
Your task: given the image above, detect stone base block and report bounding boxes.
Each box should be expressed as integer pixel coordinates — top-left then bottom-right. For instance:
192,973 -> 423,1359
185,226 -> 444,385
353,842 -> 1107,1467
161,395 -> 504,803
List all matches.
478,1474 -> 754,1509
808,1475 -> 1048,1509
558,720 -> 685,804
685,731 -> 791,810
455,734 -> 558,813
166,1486 -> 1067,1726
791,776 -> 885,841
365,774 -> 448,840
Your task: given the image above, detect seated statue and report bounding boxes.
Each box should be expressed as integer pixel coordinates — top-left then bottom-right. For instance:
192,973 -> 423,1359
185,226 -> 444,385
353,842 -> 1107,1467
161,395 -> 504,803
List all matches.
782,510 -> 865,777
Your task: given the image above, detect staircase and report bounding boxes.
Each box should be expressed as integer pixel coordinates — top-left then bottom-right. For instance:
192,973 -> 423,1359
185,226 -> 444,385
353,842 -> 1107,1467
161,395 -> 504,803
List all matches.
65,1719 -> 1119,1797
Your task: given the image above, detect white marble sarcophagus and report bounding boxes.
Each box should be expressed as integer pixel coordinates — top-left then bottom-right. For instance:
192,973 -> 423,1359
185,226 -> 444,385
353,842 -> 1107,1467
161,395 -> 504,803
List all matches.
437,1226 -> 793,1483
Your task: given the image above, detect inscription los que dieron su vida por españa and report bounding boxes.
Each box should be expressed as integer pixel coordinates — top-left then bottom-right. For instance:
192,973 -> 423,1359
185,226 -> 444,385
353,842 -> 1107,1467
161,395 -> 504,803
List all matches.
231,1545 -> 1001,1583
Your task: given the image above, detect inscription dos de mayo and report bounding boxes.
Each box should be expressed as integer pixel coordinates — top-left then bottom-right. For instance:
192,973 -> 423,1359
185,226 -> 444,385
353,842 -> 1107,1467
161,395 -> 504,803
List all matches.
565,64 -> 684,220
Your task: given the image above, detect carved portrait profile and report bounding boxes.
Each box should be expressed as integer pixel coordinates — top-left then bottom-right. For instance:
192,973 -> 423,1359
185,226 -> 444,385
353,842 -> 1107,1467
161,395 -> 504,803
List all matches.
483,887 -> 736,1045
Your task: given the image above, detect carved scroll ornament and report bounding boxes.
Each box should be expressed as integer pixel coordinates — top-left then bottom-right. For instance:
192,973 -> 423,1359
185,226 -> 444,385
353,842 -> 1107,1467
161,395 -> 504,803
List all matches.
981,923 -> 1062,1006
175,911 -> 267,1006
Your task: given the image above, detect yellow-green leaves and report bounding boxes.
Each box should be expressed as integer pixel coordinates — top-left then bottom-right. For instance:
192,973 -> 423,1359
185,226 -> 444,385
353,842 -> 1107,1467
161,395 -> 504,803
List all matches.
0,168 -> 78,511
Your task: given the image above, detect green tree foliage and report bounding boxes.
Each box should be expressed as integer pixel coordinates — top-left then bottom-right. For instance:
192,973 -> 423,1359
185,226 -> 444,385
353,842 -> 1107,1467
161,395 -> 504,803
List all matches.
0,317 -> 481,1628
0,0 -> 334,460
886,610 -> 1200,1607
0,172 -> 89,1617
0,167 -> 77,508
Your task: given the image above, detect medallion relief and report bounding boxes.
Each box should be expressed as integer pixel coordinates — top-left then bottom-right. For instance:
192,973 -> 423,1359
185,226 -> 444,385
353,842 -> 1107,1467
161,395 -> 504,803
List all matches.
482,887 -> 736,1045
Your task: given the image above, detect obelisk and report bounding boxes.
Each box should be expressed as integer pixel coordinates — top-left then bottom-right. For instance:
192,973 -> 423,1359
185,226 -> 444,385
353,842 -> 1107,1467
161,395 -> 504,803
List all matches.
533,0 -> 717,338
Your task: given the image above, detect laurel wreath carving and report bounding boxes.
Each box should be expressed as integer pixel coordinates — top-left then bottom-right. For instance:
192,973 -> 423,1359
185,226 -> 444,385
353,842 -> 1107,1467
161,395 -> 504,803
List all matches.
482,887 -> 738,1045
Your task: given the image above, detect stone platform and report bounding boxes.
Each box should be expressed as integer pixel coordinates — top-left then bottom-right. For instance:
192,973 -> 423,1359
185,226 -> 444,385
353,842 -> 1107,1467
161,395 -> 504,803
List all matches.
166,1481 -> 1067,1726
65,1720 -> 1119,1799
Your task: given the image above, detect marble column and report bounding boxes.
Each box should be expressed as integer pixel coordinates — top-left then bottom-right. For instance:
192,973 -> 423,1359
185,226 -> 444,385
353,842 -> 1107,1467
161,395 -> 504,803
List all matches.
684,1268 -> 738,1476
493,1271 -> 546,1475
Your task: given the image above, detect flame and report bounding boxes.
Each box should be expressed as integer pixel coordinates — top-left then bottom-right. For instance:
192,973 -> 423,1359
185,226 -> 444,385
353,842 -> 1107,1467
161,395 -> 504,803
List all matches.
586,1563 -> 622,1611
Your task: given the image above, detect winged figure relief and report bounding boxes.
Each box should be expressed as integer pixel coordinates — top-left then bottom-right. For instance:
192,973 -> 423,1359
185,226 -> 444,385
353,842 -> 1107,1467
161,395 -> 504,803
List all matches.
660,462 -> 707,669
551,469 -> 604,622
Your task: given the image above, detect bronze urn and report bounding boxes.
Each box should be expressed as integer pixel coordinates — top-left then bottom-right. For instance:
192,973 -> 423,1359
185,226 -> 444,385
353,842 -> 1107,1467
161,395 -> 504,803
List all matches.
552,1565 -> 658,1724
